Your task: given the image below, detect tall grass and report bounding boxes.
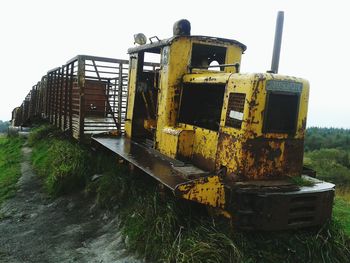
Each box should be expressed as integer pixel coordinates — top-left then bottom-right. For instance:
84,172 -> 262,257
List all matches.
118,191 -> 350,262
28,124 -> 350,262
0,135 -> 24,204
89,150 -> 350,263
30,125 -> 90,196
27,124 -> 63,146
336,186 -> 350,203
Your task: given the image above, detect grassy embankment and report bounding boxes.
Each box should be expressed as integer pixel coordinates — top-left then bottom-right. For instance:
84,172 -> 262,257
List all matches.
0,134 -> 24,205
29,125 -> 350,262
29,125 -> 90,196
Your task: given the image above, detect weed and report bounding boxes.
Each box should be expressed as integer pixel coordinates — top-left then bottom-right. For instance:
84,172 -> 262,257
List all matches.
289,176 -> 315,187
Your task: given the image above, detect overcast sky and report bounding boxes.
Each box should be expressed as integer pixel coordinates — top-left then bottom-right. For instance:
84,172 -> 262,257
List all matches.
1,0 -> 349,128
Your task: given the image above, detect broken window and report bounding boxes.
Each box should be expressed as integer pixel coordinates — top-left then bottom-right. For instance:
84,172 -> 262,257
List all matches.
263,92 -> 300,134
191,44 -> 226,70
132,51 -> 161,139
178,83 -> 225,131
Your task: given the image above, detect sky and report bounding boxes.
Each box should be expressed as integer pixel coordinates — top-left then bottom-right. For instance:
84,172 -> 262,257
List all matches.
0,0 -> 349,128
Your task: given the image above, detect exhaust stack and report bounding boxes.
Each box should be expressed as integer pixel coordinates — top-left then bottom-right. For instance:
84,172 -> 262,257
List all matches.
270,11 -> 284,74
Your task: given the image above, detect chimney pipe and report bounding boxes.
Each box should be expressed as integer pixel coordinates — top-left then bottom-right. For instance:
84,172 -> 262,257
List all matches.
270,11 -> 284,74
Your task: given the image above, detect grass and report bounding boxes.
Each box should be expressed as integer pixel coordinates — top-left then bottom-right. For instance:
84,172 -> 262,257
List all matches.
335,187 -> 350,236
337,186 -> 350,203
118,190 -> 350,263
290,175 -> 315,187
28,124 -> 350,262
30,125 -> 91,196
0,135 -> 24,205
87,150 -> 350,263
333,198 -> 350,237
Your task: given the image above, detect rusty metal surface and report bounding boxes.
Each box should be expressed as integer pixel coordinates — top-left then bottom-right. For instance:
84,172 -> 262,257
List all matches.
227,176 -> 335,230
243,137 -> 304,179
175,175 -> 225,208
92,136 -> 188,190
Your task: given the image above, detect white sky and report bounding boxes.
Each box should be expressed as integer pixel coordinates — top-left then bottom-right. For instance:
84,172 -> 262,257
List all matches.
1,0 -> 349,128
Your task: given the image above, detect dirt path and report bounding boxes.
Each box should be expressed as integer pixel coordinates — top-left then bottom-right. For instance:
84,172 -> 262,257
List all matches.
0,145 -> 140,263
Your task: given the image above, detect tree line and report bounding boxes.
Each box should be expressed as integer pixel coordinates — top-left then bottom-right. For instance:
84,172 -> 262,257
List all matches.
304,127 -> 350,186
0,121 -> 10,133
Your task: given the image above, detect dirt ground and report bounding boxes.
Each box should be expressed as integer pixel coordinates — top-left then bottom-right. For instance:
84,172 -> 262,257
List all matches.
0,145 -> 140,263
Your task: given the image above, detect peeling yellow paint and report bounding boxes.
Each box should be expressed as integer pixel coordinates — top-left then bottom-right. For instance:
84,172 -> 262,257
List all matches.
125,34 -> 310,209
175,176 -> 225,208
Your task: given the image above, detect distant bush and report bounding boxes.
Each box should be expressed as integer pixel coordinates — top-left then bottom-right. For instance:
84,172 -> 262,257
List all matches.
304,148 -> 350,186
0,120 -> 10,133
305,127 -> 350,151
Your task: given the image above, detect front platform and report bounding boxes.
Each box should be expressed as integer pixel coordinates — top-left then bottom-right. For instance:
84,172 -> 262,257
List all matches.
92,134 -> 335,230
91,135 -> 190,190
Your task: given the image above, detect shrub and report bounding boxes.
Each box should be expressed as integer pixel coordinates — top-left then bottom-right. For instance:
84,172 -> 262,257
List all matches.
304,148 -> 350,186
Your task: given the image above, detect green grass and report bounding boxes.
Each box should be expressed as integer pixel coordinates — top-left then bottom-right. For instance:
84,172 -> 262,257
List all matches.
333,198 -> 350,236
87,151 -> 350,263
0,135 -> 24,205
118,189 -> 350,263
30,125 -> 91,196
289,175 -> 315,187
337,186 -> 350,203
28,124 -> 350,262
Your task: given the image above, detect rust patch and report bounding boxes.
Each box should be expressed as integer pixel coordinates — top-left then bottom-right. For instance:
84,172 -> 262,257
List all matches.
215,132 -> 244,180
175,176 -> 225,208
204,77 -> 217,82
245,75 -> 265,134
243,138 -> 304,179
298,117 -> 307,137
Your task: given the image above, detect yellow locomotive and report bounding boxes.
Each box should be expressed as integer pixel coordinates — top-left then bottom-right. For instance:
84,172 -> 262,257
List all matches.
92,13 -> 335,230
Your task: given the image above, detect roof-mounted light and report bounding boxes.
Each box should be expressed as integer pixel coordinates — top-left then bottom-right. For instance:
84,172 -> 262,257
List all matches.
134,33 -> 147,45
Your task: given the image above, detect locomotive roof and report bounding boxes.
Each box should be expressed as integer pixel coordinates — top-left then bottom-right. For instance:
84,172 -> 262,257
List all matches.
127,35 -> 247,54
